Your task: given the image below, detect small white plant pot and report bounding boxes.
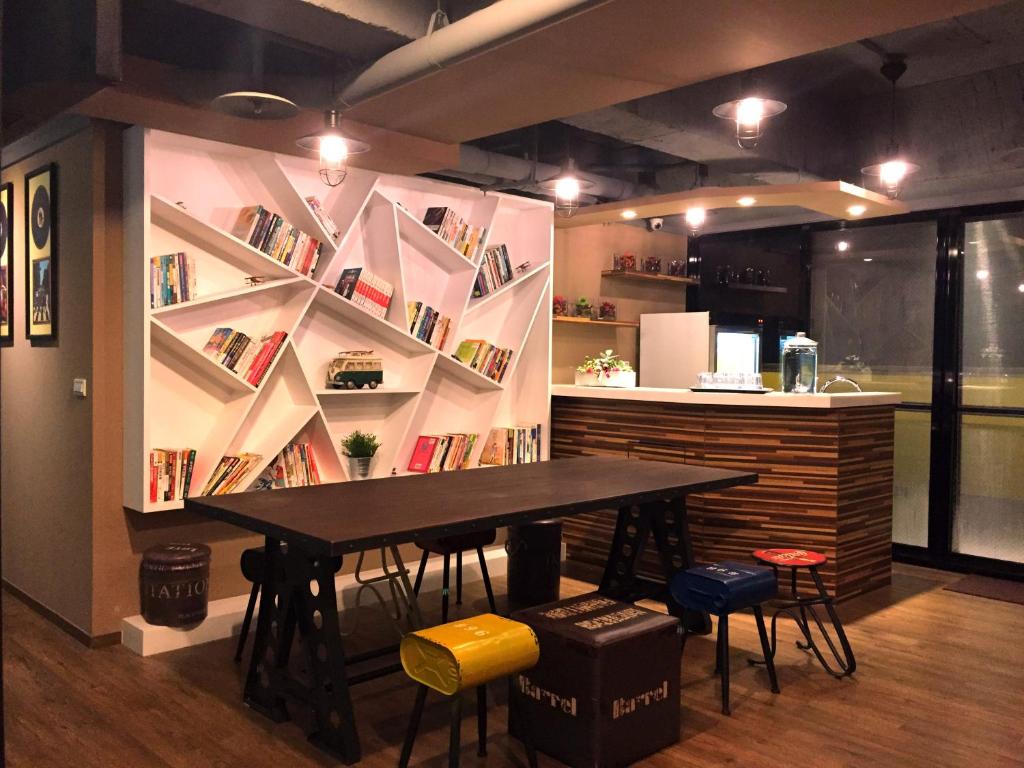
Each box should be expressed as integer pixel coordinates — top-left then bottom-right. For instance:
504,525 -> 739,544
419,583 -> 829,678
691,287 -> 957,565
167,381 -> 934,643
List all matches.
574,370 -> 637,388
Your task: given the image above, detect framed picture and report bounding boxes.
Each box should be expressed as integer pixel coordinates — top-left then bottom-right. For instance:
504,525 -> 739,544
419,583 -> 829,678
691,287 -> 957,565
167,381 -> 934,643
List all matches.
0,182 -> 12,345
25,164 -> 57,343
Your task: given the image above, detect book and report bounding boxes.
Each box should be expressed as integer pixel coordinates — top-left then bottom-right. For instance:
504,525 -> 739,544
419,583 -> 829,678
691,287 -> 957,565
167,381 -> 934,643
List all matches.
421,206 -> 488,261
232,205 -> 323,277
451,339 -> 514,382
255,442 -> 322,490
200,453 -> 262,496
335,268 -> 393,319
150,252 -> 198,309
407,433 -> 478,473
306,196 -> 340,241
472,244 -> 515,298
149,448 -> 197,502
408,301 -> 453,350
479,425 -> 543,466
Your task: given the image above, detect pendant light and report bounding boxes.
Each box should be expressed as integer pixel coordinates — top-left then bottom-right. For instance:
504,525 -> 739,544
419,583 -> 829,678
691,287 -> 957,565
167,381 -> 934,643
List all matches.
540,158 -> 593,218
211,30 -> 299,120
713,97 -> 787,149
861,55 -> 919,199
296,109 -> 371,187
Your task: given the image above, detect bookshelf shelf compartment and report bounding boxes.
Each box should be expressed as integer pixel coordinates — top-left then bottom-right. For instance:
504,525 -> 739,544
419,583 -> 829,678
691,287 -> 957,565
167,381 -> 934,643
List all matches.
125,129 -> 551,513
553,316 -> 640,329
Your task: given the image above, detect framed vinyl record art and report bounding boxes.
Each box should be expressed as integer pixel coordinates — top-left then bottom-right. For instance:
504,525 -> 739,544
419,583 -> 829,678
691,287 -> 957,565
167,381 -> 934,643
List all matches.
0,182 -> 13,345
25,164 -> 57,342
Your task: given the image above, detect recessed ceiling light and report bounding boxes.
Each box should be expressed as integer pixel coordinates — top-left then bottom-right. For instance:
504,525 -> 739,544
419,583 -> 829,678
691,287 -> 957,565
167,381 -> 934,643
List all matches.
863,257 -> 873,262
976,269 -> 990,280
847,204 -> 867,217
836,240 -> 850,252
737,196 -> 756,207
621,210 -> 638,220
684,207 -> 706,234
1018,283 -> 1024,293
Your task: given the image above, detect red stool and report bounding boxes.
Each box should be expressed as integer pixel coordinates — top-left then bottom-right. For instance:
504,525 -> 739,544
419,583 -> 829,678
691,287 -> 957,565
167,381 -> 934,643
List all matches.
751,548 -> 856,678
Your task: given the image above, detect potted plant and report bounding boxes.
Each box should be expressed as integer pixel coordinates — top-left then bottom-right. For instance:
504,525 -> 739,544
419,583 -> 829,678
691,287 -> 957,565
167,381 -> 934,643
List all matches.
574,349 -> 636,388
553,295 -> 568,316
599,300 -> 616,321
575,296 -> 592,318
341,430 -> 381,480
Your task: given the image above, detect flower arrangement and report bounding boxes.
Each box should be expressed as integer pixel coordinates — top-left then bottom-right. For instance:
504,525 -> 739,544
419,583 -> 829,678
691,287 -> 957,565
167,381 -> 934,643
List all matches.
575,296 -> 592,315
553,295 -> 568,316
576,349 -> 634,378
599,300 -> 616,320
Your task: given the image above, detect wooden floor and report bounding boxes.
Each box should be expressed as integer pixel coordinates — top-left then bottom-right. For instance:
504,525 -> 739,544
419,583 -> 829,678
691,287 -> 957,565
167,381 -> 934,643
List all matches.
5,564 -> 1024,767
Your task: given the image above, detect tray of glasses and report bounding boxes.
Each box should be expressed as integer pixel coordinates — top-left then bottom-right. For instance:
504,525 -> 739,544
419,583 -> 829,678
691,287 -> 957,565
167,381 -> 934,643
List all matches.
689,387 -> 774,394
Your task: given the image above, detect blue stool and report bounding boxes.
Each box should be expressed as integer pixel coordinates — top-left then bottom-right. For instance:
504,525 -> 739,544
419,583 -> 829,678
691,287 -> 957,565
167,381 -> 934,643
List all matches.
670,561 -> 780,715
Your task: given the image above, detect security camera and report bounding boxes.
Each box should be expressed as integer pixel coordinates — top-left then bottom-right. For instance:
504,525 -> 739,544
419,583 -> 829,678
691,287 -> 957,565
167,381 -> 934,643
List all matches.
646,217 -> 664,231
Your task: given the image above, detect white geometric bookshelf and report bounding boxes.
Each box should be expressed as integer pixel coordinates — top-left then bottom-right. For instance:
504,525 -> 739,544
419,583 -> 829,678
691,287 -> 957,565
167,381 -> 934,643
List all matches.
123,128 -> 552,513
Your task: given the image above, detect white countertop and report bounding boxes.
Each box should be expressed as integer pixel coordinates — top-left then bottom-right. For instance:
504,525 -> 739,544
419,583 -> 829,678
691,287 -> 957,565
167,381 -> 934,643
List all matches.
551,384 -> 902,409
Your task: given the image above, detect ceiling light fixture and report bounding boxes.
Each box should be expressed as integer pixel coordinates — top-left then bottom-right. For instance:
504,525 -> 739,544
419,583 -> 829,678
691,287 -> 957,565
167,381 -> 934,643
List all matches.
621,209 -> 638,220
836,240 -> 850,252
211,31 -> 298,120
861,55 -> 919,199
685,207 -> 706,235
540,158 -> 593,218
863,258 -> 873,263
737,196 -> 757,207
1018,283 -> 1024,293
296,109 -> 371,187
847,204 -> 867,217
976,269 -> 990,280
713,97 -> 787,149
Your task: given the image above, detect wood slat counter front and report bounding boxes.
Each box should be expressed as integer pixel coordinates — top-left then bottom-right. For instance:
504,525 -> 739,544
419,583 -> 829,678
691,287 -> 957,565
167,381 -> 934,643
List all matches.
551,385 -> 901,600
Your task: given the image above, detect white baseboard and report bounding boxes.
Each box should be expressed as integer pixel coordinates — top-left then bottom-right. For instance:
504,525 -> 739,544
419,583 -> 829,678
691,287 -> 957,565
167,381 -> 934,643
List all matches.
122,545 -> 509,657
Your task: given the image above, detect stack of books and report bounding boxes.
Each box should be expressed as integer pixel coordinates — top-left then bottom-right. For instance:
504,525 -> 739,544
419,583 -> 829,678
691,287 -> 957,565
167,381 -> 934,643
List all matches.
452,339 -> 514,383
472,244 -> 514,298
202,328 -> 288,387
336,267 -> 394,319
407,433 -> 478,473
149,448 -> 197,502
200,453 -> 263,496
305,196 -> 340,242
407,302 -> 453,350
233,205 -> 324,276
253,442 -> 321,490
422,207 -> 487,261
479,425 -> 542,466
150,252 -> 197,309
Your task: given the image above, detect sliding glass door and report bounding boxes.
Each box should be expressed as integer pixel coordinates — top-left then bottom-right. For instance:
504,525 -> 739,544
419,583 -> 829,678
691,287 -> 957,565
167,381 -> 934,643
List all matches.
956,215 -> 1024,564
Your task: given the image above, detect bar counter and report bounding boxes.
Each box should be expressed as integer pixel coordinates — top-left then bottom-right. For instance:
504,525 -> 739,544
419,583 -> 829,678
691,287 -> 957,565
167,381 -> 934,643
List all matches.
551,385 -> 901,600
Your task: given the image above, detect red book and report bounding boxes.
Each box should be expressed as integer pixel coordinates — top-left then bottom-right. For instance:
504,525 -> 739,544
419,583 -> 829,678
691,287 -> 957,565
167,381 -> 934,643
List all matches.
408,436 -> 439,473
250,333 -> 287,386
245,336 -> 275,385
149,454 -> 157,503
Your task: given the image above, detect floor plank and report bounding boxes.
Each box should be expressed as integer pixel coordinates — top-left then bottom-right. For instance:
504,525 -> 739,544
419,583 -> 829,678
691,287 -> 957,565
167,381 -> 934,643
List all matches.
5,564 -> 1024,767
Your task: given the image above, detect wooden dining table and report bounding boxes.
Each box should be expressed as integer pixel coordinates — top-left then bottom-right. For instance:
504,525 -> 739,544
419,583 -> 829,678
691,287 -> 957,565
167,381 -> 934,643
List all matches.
186,455 -> 757,764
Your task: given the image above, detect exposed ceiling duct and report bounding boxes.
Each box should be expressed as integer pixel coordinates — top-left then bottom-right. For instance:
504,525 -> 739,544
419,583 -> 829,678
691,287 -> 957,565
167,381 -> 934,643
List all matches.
337,0 -> 607,108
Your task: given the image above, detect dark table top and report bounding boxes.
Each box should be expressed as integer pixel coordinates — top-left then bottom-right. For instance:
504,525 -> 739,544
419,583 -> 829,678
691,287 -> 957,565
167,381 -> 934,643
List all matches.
185,456 -> 757,556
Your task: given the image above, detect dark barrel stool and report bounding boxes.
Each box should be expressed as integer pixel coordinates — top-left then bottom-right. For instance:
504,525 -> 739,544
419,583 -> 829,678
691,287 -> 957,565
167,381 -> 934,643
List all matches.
670,561 -> 780,715
751,548 -> 856,678
234,547 -> 342,662
413,530 -> 497,622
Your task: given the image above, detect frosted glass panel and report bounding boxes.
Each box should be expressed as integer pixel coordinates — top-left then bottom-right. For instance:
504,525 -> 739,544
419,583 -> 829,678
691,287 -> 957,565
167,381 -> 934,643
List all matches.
954,414 -> 1024,563
893,409 -> 930,547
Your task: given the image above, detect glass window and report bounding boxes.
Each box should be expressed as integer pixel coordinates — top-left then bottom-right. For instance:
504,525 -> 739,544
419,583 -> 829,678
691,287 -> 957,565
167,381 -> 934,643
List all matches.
893,410 -> 930,547
810,222 -> 936,404
962,216 -> 1024,409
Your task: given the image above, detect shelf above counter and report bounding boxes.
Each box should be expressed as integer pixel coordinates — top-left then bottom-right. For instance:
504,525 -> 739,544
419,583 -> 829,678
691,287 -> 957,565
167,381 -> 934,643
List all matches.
600,270 -> 697,286
553,316 -> 639,329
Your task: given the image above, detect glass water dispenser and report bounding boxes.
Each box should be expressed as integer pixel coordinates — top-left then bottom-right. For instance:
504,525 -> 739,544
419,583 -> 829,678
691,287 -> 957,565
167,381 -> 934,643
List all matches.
782,332 -> 818,393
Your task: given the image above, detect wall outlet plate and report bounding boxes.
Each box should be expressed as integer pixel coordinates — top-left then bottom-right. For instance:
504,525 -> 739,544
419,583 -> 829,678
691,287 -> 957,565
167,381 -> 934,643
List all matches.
73,378 -> 88,398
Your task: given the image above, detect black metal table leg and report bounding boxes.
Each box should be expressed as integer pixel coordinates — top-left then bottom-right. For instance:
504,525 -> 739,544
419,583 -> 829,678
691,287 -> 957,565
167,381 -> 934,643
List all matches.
719,614 -> 731,715
476,685 -> 487,757
399,684 -> 428,768
598,504 -> 653,601
449,694 -> 462,768
649,498 -> 713,634
243,537 -> 363,764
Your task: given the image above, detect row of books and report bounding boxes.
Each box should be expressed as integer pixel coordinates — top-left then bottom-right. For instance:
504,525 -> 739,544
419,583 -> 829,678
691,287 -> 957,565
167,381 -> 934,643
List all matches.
336,267 -> 394,319
200,453 -> 263,496
150,252 -> 197,309
305,196 -> 340,242
472,244 -> 514,298
479,425 -> 542,466
253,442 -> 321,490
149,448 -> 197,502
453,339 -> 514,383
422,206 -> 488,261
202,328 -> 288,387
233,205 -> 323,277
408,433 -> 478,473
407,302 -> 453,350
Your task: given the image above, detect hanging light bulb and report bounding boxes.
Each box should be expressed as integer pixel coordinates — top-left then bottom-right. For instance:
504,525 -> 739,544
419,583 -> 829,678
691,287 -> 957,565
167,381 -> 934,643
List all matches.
296,109 -> 371,187
713,97 -> 787,149
540,158 -> 593,218
685,207 -> 706,234
861,56 -> 919,199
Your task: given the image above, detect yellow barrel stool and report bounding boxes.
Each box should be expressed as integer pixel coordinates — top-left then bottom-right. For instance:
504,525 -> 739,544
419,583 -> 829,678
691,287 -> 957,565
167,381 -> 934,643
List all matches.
399,613 -> 540,768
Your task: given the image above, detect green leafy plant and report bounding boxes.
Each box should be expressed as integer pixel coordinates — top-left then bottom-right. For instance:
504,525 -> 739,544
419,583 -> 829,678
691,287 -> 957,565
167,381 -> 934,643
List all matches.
576,349 -> 633,377
341,430 -> 380,458
575,296 -> 591,311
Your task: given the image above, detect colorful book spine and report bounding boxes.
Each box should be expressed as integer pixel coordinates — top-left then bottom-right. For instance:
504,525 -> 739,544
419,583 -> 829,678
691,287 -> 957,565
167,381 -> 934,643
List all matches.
233,205 -> 323,277
479,424 -> 543,466
422,207 -> 488,261
149,448 -> 198,502
451,338 -> 515,382
407,433 -> 478,473
335,268 -> 394,319
150,252 -> 197,309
